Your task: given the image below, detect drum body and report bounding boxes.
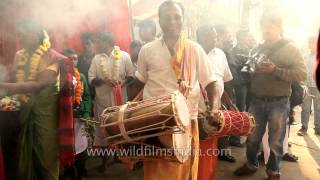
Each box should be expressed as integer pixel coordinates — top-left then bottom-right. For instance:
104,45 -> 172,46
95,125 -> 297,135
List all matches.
100,91 -> 190,144
204,110 -> 255,136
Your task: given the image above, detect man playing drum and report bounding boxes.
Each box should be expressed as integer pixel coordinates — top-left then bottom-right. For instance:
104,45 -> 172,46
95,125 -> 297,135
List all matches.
197,24 -> 234,180
134,1 -> 221,179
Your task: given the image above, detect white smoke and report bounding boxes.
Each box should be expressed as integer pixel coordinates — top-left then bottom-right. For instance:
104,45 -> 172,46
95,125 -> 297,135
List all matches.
22,0 -> 108,34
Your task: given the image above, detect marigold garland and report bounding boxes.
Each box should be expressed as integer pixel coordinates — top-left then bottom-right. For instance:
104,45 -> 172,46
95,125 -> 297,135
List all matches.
101,46 -> 122,82
16,30 -> 51,82
15,30 -> 51,103
73,68 -> 83,106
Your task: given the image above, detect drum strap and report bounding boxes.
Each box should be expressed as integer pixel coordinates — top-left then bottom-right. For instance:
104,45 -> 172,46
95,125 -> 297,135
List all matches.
118,104 -> 132,142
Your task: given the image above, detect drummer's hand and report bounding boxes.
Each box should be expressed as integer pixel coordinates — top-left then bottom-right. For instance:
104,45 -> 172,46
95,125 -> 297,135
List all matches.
207,110 -> 219,127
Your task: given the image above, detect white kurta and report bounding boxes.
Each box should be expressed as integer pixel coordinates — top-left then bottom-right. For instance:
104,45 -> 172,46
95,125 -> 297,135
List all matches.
199,48 -> 233,111
135,38 -> 217,119
88,51 -> 134,146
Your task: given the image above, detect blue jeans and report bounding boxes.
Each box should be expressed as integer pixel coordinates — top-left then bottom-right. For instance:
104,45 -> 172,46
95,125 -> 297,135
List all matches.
301,87 -> 320,130
235,84 -> 248,112
246,97 -> 289,174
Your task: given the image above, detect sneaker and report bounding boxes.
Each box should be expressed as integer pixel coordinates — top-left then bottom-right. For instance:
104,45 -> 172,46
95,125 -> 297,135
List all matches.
297,128 -> 307,136
234,164 -> 257,176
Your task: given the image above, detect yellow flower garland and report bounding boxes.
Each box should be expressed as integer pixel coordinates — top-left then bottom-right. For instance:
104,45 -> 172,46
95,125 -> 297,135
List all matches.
16,30 -> 51,82
101,46 -> 122,81
15,30 -> 51,103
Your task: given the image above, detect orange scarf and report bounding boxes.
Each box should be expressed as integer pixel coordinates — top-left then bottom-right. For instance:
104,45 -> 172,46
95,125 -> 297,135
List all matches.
171,32 -> 194,96
172,32 -> 187,80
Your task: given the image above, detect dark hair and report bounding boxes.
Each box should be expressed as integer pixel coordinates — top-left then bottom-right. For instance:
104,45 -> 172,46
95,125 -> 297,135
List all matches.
236,29 -> 250,41
158,0 -> 184,18
138,20 -> 157,35
130,40 -> 143,49
95,32 -> 115,46
62,48 -> 77,57
80,32 -> 95,45
196,24 -> 215,40
16,18 -> 44,44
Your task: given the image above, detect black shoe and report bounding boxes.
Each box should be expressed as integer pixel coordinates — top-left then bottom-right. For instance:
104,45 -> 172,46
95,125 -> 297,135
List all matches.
234,164 -> 257,176
218,154 -> 236,163
297,128 -> 307,136
282,153 -> 298,162
289,114 -> 299,125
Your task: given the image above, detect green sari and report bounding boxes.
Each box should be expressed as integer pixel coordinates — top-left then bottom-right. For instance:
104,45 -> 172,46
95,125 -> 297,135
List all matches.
19,82 -> 59,180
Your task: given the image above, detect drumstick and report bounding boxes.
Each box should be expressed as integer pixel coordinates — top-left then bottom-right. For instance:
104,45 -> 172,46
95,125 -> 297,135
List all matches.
79,118 -> 101,124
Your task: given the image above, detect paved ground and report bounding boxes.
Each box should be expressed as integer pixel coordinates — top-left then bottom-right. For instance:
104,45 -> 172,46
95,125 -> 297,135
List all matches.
85,107 -> 320,180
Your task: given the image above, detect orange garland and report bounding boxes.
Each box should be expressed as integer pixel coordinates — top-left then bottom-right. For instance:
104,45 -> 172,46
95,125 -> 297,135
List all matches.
73,68 -> 83,106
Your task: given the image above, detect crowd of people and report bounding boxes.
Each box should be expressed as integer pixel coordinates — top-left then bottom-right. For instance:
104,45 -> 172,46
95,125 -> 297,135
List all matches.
0,0 -> 319,180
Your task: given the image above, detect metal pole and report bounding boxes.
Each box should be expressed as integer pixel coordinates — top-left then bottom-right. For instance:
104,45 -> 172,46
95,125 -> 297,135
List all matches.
128,0 -> 135,40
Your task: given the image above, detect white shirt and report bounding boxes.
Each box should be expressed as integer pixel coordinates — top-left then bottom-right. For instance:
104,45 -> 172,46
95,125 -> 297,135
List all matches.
88,51 -> 134,113
135,38 -> 217,119
199,48 -> 233,111
208,48 -> 233,83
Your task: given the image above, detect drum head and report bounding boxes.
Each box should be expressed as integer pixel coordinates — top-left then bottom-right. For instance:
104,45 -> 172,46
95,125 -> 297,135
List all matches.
158,126 -> 192,163
172,127 -> 192,163
173,92 -> 190,127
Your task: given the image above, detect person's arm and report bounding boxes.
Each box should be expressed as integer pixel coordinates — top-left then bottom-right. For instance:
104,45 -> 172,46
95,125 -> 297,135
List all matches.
258,45 -> 308,82
273,46 -> 307,82
0,68 -> 57,95
123,52 -> 135,87
80,74 -> 92,118
129,46 -> 148,99
88,56 -> 104,87
124,52 -> 135,78
196,45 -> 221,127
197,46 -> 221,111
205,82 -> 221,111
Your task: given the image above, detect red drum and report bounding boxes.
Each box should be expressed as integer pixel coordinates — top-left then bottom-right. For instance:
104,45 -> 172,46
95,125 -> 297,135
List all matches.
203,111 -> 255,136
216,111 -> 255,136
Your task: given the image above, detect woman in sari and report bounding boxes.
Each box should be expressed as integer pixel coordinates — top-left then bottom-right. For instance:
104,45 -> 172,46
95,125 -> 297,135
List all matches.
0,19 -> 60,180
